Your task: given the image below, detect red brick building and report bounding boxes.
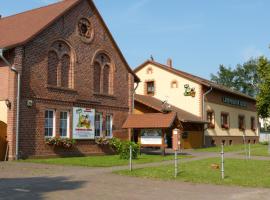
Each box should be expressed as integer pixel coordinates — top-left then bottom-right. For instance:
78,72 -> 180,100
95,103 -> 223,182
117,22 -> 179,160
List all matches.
0,0 -> 139,159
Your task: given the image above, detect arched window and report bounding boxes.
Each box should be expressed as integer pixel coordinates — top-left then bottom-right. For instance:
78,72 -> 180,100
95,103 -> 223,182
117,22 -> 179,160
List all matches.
48,51 -> 58,86
146,67 -> 153,74
47,40 -> 74,89
171,80 -> 178,88
94,62 -> 101,93
92,52 -> 113,95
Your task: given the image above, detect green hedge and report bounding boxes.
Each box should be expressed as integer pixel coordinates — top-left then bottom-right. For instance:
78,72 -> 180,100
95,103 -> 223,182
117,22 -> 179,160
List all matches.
109,138 -> 139,160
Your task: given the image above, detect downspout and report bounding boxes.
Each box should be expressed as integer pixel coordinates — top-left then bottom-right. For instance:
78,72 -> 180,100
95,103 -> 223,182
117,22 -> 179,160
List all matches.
131,82 -> 139,142
0,48 -> 21,160
202,86 -> 213,146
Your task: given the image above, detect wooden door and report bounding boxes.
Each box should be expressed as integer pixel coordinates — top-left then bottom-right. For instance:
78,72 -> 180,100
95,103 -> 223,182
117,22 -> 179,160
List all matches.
182,131 -> 203,149
0,121 -> 7,161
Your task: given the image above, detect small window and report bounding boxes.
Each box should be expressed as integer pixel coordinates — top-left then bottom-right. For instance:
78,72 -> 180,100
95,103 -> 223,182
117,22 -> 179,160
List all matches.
211,140 -> 215,146
229,140 -> 232,146
221,113 -> 229,129
45,110 -> 55,137
105,114 -> 113,137
171,80 -> 178,88
222,140 -> 226,145
251,117 -> 256,131
95,113 -> 103,137
146,67 -> 153,74
239,115 -> 245,130
146,81 -> 155,95
207,111 -> 215,129
60,111 -> 69,137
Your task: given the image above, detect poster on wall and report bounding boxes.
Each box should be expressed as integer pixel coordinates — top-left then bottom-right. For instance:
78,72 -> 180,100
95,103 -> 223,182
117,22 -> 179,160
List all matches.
140,129 -> 162,145
73,107 -> 95,139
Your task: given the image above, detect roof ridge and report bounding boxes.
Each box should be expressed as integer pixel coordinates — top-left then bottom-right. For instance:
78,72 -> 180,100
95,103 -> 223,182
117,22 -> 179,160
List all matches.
0,0 -> 76,21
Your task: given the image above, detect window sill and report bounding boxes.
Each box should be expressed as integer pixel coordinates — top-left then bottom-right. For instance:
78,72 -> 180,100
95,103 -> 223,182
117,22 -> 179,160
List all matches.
94,93 -> 116,99
47,85 -> 77,93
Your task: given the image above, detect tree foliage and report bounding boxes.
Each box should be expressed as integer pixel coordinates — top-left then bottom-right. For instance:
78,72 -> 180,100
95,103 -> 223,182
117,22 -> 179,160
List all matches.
210,58 -> 260,97
256,56 -> 270,118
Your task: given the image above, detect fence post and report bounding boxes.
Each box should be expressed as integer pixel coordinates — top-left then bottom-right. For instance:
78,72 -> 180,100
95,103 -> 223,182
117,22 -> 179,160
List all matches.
129,145 -> 132,171
221,143 -> 224,180
174,150 -> 178,178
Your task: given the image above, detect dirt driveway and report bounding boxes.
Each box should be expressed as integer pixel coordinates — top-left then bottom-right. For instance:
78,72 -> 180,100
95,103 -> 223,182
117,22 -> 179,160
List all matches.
1,161 -> 270,200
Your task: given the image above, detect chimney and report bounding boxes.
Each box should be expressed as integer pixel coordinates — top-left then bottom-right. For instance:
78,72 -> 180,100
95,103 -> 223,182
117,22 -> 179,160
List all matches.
167,58 -> 173,68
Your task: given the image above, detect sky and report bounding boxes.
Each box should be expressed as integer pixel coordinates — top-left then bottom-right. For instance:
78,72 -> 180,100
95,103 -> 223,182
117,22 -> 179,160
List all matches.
1,0 -> 270,79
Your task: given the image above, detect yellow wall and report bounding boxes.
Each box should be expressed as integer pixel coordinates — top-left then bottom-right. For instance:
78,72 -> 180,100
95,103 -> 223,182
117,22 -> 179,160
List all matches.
0,101 -> 7,123
205,102 -> 258,137
136,63 -> 202,117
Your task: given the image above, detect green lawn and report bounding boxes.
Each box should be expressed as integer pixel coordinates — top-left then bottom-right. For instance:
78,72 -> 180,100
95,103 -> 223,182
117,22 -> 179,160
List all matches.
246,144 -> 270,157
116,158 -> 270,188
21,154 -> 192,168
195,144 -> 262,153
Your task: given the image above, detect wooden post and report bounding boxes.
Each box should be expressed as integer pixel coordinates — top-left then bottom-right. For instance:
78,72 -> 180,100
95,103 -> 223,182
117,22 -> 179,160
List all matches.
161,129 -> 165,156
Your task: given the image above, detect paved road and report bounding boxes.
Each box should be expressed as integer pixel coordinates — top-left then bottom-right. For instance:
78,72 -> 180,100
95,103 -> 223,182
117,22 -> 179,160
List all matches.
1,155 -> 270,200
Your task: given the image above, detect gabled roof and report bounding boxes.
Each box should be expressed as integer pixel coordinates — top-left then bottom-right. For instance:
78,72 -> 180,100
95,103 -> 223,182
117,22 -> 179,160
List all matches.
134,60 -> 255,100
122,112 -> 177,129
0,0 -> 80,49
0,0 -> 139,82
135,94 -> 207,123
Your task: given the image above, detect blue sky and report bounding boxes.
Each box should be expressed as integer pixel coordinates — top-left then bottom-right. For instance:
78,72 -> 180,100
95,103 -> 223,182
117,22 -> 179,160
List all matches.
1,0 -> 270,79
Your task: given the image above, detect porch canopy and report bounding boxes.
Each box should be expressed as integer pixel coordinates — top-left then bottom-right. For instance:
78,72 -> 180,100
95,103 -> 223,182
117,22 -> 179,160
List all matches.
122,112 -> 178,129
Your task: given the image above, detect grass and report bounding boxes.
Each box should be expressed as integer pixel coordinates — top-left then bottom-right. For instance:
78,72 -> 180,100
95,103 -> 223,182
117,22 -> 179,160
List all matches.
21,154 -> 192,168
195,144 -> 262,153
243,144 -> 270,157
116,158 -> 270,188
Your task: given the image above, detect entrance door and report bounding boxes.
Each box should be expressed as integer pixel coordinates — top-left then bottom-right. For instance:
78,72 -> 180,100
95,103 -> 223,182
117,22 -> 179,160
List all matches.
0,121 -> 7,161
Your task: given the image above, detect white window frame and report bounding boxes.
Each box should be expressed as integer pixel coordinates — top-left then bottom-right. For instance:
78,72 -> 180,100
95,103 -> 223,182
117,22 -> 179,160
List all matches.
45,109 -> 56,138
105,114 -> 113,138
59,111 -> 70,138
95,112 -> 103,138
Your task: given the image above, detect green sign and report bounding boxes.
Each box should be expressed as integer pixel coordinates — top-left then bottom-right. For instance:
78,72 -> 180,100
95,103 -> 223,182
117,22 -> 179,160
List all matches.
222,97 -> 247,108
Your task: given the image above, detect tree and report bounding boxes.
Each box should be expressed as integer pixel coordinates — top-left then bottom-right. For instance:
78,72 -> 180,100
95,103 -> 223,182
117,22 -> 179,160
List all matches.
210,58 -> 260,97
256,56 -> 270,118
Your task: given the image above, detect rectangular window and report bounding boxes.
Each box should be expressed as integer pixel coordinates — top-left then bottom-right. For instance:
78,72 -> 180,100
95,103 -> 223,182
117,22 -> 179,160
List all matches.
239,115 -> 245,130
221,112 -> 229,129
146,81 -> 155,95
95,113 -> 103,137
251,117 -> 256,131
105,114 -> 113,137
60,111 -> 69,137
45,110 -> 55,137
207,111 -> 215,129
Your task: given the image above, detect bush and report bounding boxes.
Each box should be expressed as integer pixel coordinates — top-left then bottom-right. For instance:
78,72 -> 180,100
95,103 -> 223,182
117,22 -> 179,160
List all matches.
45,137 -> 76,149
109,138 -> 139,160
260,141 -> 269,145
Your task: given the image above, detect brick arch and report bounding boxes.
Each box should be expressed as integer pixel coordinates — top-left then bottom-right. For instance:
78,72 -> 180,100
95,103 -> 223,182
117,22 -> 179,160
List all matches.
91,49 -> 115,95
47,39 -> 75,88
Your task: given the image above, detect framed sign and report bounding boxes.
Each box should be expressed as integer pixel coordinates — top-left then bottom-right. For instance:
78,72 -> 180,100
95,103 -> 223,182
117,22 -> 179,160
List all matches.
140,129 -> 162,145
73,107 -> 95,139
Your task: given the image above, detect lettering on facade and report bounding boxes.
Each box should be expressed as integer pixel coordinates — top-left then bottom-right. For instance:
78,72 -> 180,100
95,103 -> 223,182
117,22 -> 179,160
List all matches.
222,97 -> 247,108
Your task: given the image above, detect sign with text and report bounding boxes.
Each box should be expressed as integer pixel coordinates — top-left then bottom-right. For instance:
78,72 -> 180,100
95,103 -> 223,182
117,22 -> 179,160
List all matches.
140,129 -> 162,145
73,107 -> 95,139
222,97 -> 247,108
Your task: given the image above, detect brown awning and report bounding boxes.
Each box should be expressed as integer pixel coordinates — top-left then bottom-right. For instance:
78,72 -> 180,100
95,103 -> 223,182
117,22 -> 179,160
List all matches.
122,112 -> 177,129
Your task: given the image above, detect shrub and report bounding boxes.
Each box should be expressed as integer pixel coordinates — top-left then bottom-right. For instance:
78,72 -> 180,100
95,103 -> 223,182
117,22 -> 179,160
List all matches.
109,137 -> 139,160
260,141 -> 269,145
45,137 -> 76,149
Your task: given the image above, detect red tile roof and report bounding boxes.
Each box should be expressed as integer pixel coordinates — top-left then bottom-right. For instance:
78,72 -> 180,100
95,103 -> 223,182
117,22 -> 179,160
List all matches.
0,0 -> 80,49
0,0 -> 140,82
134,60 -> 255,101
135,94 -> 206,123
122,112 -> 177,129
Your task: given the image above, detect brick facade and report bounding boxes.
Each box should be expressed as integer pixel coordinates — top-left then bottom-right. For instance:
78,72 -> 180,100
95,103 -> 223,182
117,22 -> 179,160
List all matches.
3,0 -> 135,159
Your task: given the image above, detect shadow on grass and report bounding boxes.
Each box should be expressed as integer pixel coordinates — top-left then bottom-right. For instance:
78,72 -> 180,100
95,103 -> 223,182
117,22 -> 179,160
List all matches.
0,176 -> 86,200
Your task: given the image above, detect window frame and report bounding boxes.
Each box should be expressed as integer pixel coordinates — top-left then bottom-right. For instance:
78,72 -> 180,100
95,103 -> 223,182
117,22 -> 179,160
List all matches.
221,112 -> 229,129
250,116 -> 256,131
238,115 -> 246,131
146,81 -> 155,95
105,114 -> 113,138
206,110 -> 215,129
59,111 -> 70,138
45,109 -> 56,138
95,112 -> 103,137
